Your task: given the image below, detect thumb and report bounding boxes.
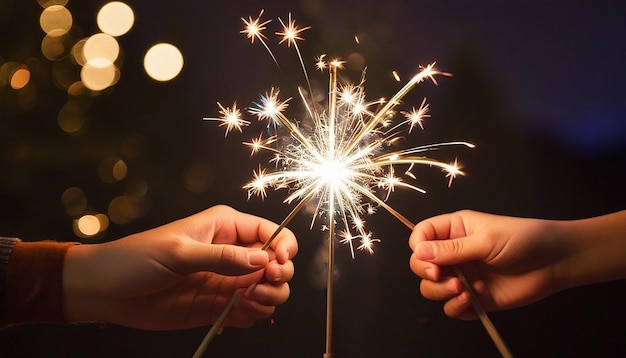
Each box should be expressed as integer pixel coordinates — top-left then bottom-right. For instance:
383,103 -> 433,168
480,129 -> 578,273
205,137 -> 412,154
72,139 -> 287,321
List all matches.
414,236 -> 485,266
185,244 -> 269,276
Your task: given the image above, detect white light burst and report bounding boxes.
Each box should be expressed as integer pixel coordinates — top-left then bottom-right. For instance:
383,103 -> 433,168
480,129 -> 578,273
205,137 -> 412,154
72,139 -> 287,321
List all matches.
196,10 -> 513,358
207,12 -> 473,257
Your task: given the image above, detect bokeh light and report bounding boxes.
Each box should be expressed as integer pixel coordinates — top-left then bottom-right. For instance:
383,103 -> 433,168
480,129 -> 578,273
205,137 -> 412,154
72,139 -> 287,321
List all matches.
143,43 -> 184,81
71,38 -> 88,66
83,32 -> 119,63
8,0 -> 174,239
1,62 -> 18,88
346,52 -> 366,71
97,2 -> 135,37
61,187 -> 87,217
98,156 -> 128,183
108,195 -> 145,225
76,214 -> 100,236
41,30 -> 73,60
57,100 -> 86,134
39,5 -> 72,34
125,179 -> 150,198
72,212 -> 109,238
79,33 -> 121,91
0,61 -> 14,88
67,81 -> 88,96
10,66 -> 31,90
183,162 -> 213,193
81,58 -> 118,91
51,56 -> 79,90
37,0 -> 69,8
96,213 -> 110,232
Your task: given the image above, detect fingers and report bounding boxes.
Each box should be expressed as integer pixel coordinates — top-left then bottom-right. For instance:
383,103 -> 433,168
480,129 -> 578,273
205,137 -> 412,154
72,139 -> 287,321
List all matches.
419,276 -> 478,320
420,276 -> 463,301
411,248 -> 480,318
204,205 -> 299,262
443,291 -> 475,320
172,206 -> 298,329
177,242 -> 268,276
409,210 -> 478,248
224,281 -> 290,328
238,260 -> 293,308
409,211 -> 492,321
245,281 -> 291,306
410,250 -> 438,281
227,260 -> 293,327
409,211 -> 489,267
264,259 -> 295,284
246,218 -> 297,265
270,227 -> 297,264
176,205 -> 298,274
228,297 -> 276,328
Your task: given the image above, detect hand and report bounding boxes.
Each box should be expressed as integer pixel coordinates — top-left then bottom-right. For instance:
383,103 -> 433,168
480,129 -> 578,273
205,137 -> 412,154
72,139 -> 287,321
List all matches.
409,210 -> 568,320
63,205 -> 298,330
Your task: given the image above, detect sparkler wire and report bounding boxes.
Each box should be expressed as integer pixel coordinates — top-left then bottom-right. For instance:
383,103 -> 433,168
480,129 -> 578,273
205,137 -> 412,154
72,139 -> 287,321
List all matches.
324,192 -> 336,358
343,189 -> 514,356
192,191 -> 315,358
452,266 -> 513,358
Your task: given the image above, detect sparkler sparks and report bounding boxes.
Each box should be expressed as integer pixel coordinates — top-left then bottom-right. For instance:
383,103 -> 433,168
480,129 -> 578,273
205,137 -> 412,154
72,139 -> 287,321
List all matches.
203,102 -> 249,135
276,13 -> 310,47
401,98 -> 430,133
196,10 -> 512,358
210,45 -> 472,256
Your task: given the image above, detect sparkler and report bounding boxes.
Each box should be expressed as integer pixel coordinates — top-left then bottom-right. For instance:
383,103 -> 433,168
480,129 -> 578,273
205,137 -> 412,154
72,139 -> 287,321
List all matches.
196,10 -> 512,358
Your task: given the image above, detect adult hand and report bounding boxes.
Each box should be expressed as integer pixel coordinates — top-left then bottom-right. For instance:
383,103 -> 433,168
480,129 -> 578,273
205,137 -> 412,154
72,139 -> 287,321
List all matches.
63,205 -> 298,330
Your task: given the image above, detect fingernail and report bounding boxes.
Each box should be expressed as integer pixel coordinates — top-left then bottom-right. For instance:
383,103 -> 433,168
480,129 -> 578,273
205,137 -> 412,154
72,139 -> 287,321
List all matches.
248,250 -> 268,267
416,242 -> 434,260
424,267 -> 435,281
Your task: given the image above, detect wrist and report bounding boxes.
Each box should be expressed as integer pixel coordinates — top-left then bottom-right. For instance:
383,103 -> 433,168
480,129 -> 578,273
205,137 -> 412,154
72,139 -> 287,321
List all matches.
547,220 -> 582,292
557,211 -> 626,289
63,244 -> 103,323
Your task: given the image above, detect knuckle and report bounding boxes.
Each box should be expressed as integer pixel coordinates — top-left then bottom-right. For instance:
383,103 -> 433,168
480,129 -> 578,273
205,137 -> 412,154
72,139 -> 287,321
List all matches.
218,245 -> 239,266
443,238 -> 464,256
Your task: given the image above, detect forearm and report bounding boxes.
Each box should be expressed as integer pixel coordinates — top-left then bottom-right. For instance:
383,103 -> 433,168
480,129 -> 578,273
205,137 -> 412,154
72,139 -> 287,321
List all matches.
557,210 -> 626,290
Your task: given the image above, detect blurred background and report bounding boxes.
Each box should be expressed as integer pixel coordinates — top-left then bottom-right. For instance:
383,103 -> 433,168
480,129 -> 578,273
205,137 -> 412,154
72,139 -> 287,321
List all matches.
1,0 -> 625,357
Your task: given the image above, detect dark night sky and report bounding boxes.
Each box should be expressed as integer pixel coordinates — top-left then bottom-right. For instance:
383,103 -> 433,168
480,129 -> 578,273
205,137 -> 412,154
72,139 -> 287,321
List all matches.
2,1 -> 626,357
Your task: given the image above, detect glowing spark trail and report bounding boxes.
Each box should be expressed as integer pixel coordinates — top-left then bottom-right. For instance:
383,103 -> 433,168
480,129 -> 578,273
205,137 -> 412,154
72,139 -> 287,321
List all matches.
203,102 -> 249,136
240,9 -> 278,67
194,10 -> 512,358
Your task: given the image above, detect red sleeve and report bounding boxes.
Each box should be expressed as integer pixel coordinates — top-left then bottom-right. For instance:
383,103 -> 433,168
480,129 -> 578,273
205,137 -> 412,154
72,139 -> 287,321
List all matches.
4,241 -> 79,325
